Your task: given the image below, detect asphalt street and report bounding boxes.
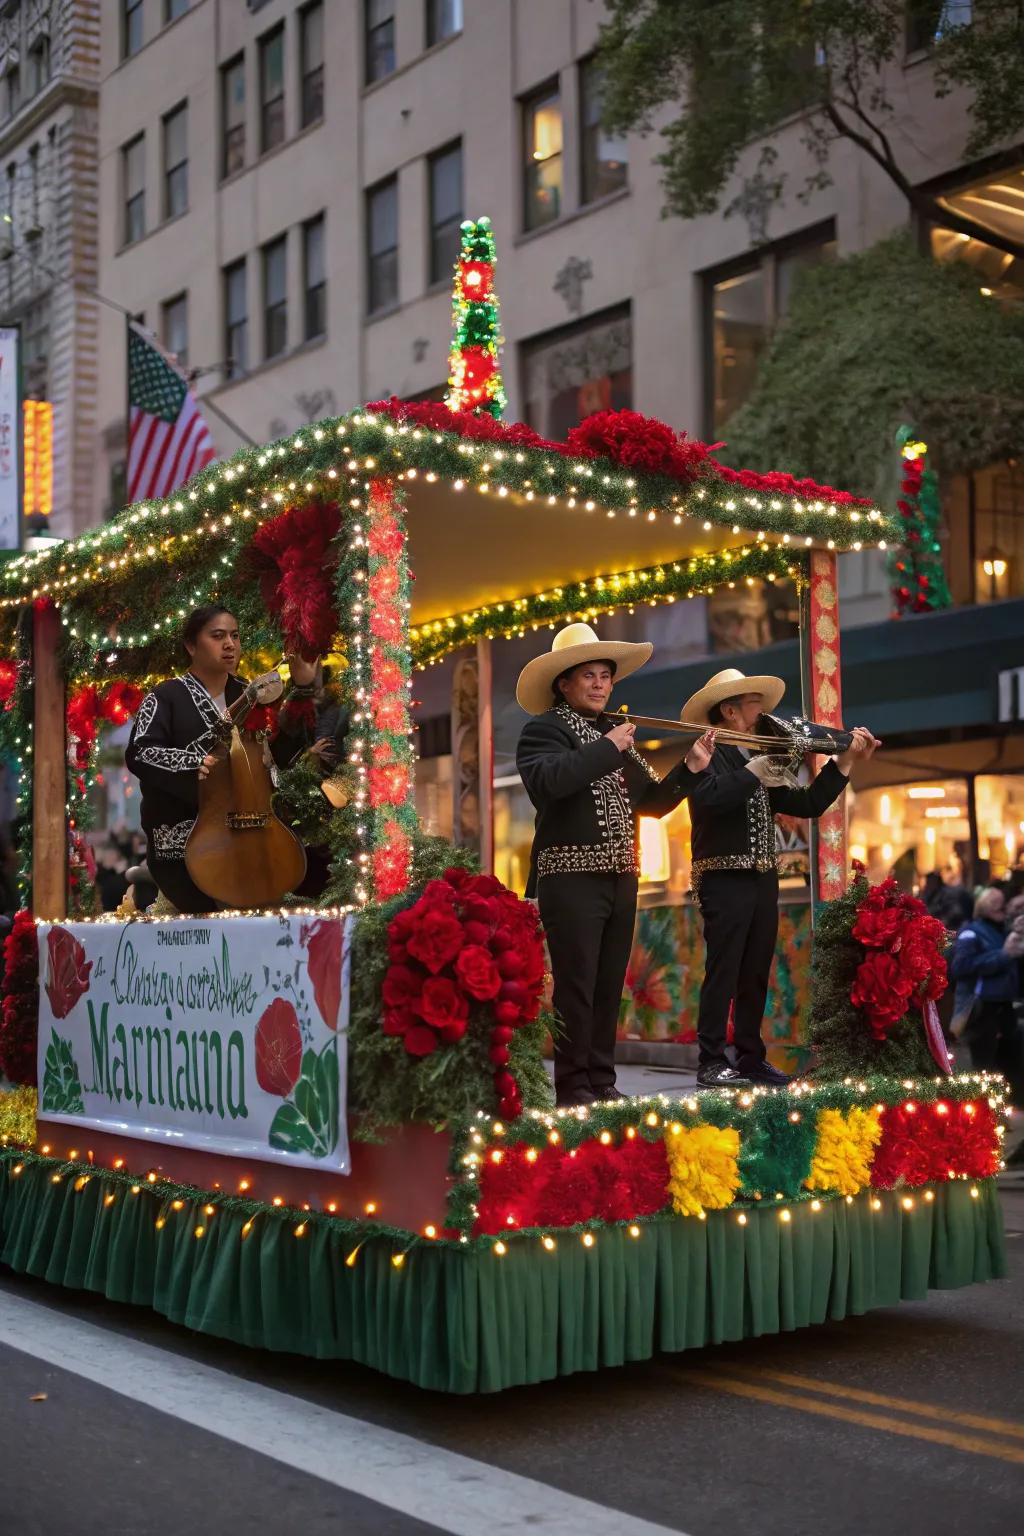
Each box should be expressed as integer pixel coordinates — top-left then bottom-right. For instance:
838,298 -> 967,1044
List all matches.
2,1176 -> 1022,1536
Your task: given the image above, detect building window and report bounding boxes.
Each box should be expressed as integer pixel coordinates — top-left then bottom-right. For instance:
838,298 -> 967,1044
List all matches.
704,224 -> 836,434
428,141 -> 462,286
27,35 -> 50,96
259,25 -> 285,154
426,0 -> 463,47
224,259 -> 248,379
365,0 -> 395,85
162,293 -> 188,372
221,56 -> 245,178
300,2 -> 324,128
521,305 -> 632,441
906,1 -> 972,54
4,66 -> 19,121
262,235 -> 288,358
930,162 -> 1024,308
579,57 -> 627,205
522,83 -> 562,232
303,214 -> 326,340
165,0 -> 189,22
122,133 -> 145,246
162,103 -> 188,220
123,0 -> 144,59
366,176 -> 398,313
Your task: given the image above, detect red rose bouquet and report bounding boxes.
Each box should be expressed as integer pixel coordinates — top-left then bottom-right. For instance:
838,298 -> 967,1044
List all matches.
381,867 -> 546,1118
848,876 -> 948,1049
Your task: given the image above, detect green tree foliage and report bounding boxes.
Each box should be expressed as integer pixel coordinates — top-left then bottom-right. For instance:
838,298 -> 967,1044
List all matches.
721,235 -> 1024,495
598,1 -> 1024,251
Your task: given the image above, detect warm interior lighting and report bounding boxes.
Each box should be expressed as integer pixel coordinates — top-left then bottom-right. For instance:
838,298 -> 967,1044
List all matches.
907,786 -> 945,799
925,806 -> 965,818
638,815 -> 671,883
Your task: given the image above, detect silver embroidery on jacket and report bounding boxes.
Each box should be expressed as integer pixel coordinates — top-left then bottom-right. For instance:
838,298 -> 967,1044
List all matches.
536,705 -> 641,879
133,693 -> 158,740
135,741 -> 209,773
151,819 -> 196,859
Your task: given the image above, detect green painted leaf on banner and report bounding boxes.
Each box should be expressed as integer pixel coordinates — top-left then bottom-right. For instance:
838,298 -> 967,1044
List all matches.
41,1027 -> 85,1115
267,1046 -> 338,1159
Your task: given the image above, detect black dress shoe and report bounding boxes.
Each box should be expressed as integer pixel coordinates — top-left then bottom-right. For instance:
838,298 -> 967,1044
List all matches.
695,1063 -> 752,1090
593,1085 -> 626,1101
555,1087 -> 596,1108
741,1060 -> 793,1087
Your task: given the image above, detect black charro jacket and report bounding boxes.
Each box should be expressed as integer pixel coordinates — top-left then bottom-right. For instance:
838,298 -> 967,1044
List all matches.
688,742 -> 849,883
516,703 -> 702,896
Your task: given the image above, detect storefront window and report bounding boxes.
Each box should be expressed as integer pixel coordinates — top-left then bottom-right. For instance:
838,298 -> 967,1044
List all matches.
977,774 -> 1024,880
521,305 -> 632,442
850,779 -> 970,887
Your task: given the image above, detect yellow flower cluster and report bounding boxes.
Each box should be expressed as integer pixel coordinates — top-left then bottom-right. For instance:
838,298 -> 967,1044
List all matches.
0,1084 -> 37,1147
805,1106 -> 882,1198
665,1123 -> 741,1218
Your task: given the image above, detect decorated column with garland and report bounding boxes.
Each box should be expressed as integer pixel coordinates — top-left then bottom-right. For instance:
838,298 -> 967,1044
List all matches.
888,427 -> 952,617
445,216 -> 506,420
800,551 -> 847,906
444,215 -> 503,867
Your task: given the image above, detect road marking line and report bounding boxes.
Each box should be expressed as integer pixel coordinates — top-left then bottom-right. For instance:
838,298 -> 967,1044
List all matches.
0,1289 -> 683,1536
710,1364 -> 1024,1441
685,1370 -> 1024,1467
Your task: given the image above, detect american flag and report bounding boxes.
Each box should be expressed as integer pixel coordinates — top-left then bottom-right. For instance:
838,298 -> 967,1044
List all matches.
127,321 -> 217,502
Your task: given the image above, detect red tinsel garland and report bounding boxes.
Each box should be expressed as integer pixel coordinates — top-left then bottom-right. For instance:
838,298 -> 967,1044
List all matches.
870,1099 -> 1000,1187
714,462 -> 874,508
0,910 -> 40,1086
246,498 -> 342,660
565,409 -> 718,485
0,658 -> 18,709
475,1134 -> 669,1235
382,867 -> 545,1117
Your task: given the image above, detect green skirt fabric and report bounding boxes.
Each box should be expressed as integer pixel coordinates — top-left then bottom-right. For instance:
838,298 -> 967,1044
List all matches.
0,1167 -> 1006,1393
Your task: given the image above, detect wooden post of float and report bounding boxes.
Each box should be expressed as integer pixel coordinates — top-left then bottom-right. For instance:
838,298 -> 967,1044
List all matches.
32,600 -> 67,918
477,635 -> 494,875
799,549 -> 847,920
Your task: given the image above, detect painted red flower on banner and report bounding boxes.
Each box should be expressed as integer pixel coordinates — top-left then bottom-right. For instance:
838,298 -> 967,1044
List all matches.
254,998 -> 303,1097
44,926 -> 92,1019
303,918 -> 345,1030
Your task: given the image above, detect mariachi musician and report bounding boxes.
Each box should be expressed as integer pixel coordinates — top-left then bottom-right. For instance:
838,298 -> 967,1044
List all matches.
516,623 -> 715,1108
125,605 -> 322,915
681,667 -> 880,1090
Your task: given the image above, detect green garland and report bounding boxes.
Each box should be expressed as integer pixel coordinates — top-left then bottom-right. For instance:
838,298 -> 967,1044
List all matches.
411,544 -> 806,666
0,410 -> 899,633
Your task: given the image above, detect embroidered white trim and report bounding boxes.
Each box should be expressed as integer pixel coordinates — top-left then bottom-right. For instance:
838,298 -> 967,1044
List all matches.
181,671 -> 229,730
151,819 -> 196,859
133,693 -> 158,740
135,741 -> 209,772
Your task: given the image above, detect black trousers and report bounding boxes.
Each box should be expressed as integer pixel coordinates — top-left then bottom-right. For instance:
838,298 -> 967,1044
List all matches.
147,842 -> 221,917
697,869 -> 779,1071
538,872 -> 637,1098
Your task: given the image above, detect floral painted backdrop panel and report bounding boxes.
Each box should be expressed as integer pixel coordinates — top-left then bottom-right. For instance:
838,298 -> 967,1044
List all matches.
619,901 -> 813,1070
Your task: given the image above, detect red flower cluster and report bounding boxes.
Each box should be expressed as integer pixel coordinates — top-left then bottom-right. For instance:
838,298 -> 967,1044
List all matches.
475,1134 -> 669,1235
870,1099 -> 1000,1188
247,498 -> 342,660
66,682 -> 149,770
0,658 -> 17,709
848,878 -> 948,1041
0,910 -> 39,1086
713,463 -> 873,508
566,409 -> 716,485
382,867 -> 545,1117
369,763 -> 410,808
367,396 -> 562,453
373,819 -> 411,901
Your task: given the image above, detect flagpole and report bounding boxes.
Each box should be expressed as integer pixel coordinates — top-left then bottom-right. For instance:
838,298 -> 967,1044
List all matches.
124,315 -> 132,503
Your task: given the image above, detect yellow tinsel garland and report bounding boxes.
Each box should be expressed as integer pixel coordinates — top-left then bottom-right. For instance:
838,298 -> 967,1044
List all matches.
0,1084 -> 37,1148
665,1122 -> 741,1218
805,1105 -> 882,1198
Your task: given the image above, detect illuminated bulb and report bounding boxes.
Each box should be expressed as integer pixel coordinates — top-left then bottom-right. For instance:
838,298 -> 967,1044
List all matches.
391,1253 -> 405,1269
970,1186 -> 979,1199
194,1225 -> 205,1239
272,1196 -> 284,1208
924,1190 -> 935,1202
902,1196 -> 914,1210
171,1199 -> 184,1211
104,1192 -> 116,1207
294,1222 -> 307,1238
810,1199 -> 821,1212
582,1232 -> 595,1248
645,1112 -> 659,1127
628,1225 -> 641,1238
493,1241 -> 507,1256
365,1200 -> 377,1214
871,1198 -> 882,1211
737,1213 -> 747,1226
241,1220 -> 253,1237
525,1147 -> 538,1163
424,1224 -> 437,1239
625,1126 -> 637,1140
542,1235 -> 556,1251
779,1208 -> 791,1223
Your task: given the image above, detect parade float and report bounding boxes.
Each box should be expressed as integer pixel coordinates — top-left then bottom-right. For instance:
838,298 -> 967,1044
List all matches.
0,220 -> 1007,1392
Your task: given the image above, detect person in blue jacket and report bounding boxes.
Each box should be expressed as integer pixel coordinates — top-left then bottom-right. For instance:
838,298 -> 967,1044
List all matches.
949,886 -> 1021,1095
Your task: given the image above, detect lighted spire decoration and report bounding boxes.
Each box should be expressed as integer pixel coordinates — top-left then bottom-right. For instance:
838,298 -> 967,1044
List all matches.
888,425 -> 951,617
445,216 -> 506,420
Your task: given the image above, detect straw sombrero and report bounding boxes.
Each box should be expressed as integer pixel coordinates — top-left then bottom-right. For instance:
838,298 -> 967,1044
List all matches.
681,667 -> 785,727
516,623 -> 652,716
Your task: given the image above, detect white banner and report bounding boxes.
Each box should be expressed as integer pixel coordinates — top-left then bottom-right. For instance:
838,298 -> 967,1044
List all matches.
0,326 -> 19,550
36,913 -> 353,1173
